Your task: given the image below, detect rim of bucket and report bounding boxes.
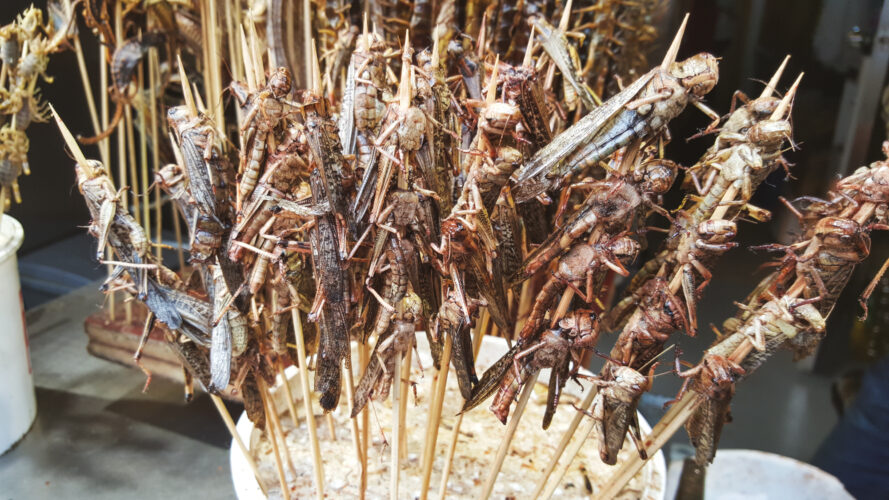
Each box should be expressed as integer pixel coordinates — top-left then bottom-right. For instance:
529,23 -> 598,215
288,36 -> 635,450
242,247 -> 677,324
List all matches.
0,215 -> 25,265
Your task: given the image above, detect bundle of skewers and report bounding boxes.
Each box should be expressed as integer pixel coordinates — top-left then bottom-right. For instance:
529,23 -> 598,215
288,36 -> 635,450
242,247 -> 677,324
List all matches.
37,0 -> 889,498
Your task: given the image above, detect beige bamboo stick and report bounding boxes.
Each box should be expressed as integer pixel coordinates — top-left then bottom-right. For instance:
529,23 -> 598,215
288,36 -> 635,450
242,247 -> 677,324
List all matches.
478,370 -> 540,499
531,385 -> 598,498
210,394 -> 268,496
390,352 -> 403,500
418,333 -> 453,500
72,35 -> 109,167
398,346 -> 412,461
137,65 -> 150,236
437,313 -> 489,499
261,390 -> 291,499
113,2 -> 132,323
343,362 -> 364,478
325,412 -> 337,441
263,379 -> 299,482
148,48 -> 162,261
359,341 -> 370,500
303,0 -> 312,86
289,293 -> 325,499
279,365 -> 301,427
206,0 -> 225,136
224,0 -> 241,84
98,36 -> 116,320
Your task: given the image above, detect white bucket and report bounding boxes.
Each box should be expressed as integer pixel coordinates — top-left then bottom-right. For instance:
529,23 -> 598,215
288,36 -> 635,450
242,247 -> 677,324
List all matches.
665,449 -> 854,499
0,215 -> 32,455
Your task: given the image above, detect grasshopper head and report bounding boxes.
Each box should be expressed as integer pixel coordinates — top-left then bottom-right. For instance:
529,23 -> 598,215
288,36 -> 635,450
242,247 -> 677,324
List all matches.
268,67 -> 293,98
670,53 -> 719,97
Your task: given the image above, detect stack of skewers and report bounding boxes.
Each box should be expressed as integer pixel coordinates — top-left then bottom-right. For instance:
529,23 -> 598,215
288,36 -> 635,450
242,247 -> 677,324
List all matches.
36,0 -> 889,497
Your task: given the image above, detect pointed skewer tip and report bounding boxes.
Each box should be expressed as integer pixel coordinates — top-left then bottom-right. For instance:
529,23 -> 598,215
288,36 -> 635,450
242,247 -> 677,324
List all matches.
177,53 -> 197,116
49,104 -> 91,170
558,0 -> 574,31
486,55 -> 500,105
770,72 -> 803,120
660,13 -> 690,70
760,55 -> 790,98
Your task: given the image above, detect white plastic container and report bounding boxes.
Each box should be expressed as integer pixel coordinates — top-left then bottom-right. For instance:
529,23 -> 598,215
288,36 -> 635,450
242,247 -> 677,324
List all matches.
665,449 -> 854,499
0,215 -> 32,454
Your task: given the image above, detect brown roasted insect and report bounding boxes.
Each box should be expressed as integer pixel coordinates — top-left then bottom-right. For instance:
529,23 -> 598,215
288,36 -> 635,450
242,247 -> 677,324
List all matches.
436,290 -> 478,400
351,292 -> 422,417
670,354 -> 745,466
675,219 -> 739,332
517,236 -> 640,342
612,277 -> 688,368
307,168 -> 350,411
237,67 -> 296,203
0,126 -> 30,207
511,161 -> 676,286
168,106 -> 233,263
209,265 -> 249,392
464,310 -> 599,428
512,52 -> 719,202
576,362 -> 656,465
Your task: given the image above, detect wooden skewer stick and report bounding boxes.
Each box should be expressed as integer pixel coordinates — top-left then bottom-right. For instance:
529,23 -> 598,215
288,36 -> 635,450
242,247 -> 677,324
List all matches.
660,13 -> 689,70
390,352 -> 403,500
531,384 -> 598,498
359,341 -> 370,500
770,72 -> 803,121
288,294 -> 325,499
278,364 -> 301,427
267,385 -> 299,481
537,388 -> 604,499
342,362 -> 364,479
325,412 -> 338,441
760,55 -> 790,98
210,394 -> 268,496
259,384 -> 291,499
114,2 -> 133,324
148,48 -> 162,261
97,36 -> 114,320
418,333 -> 453,500
71,34 -> 109,167
478,370 -> 540,499
398,346 -> 413,460
437,313 -> 490,499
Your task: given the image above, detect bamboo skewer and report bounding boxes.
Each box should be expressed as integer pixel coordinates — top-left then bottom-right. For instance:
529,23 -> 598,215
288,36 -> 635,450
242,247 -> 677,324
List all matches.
137,64 -> 150,237
343,362 -> 364,479
289,297 -> 325,499
359,341 -> 370,500
437,313 -> 489,499
265,409 -> 291,499
325,412 -> 338,441
148,48 -> 162,261
398,346 -> 412,461
479,370 -> 540,499
211,394 -> 269,496
72,34 -> 109,167
260,378 -> 297,495
279,365 -> 301,427
418,333 -> 453,499
265,382 -> 299,481
531,384 -> 598,498
390,352 -> 403,500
